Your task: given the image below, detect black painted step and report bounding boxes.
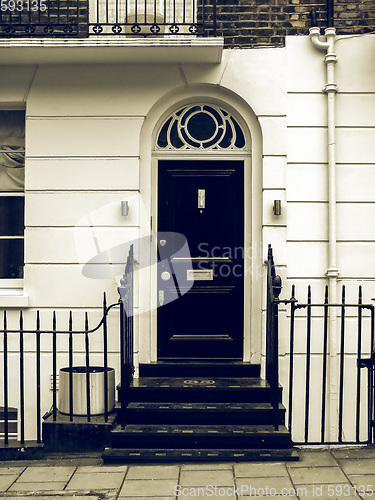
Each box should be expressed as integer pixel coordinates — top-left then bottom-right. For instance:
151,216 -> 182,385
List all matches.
103,447 -> 299,463
110,424 -> 291,449
139,362 -> 260,378
126,401 -> 286,425
118,377 -> 282,403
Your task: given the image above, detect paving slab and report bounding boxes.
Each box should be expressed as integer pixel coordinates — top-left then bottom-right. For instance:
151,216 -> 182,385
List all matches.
117,498 -> 175,500
291,483 -> 361,499
235,476 -> 294,495
0,497 -> 100,500
234,462 -> 288,477
126,465 -> 180,479
287,451 -> 338,467
2,448 -> 375,500
179,469 -> 234,486
177,493 -> 236,499
8,481 -> 68,491
118,479 -> 179,497
76,464 -> 128,473
0,475 -> 18,491
237,497 -> 296,500
339,458 -> 375,475
0,467 -> 25,475
66,471 -> 125,490
181,463 -> 233,470
288,465 -> 348,484
347,475 -> 375,491
16,466 -> 76,482
332,447 -> 375,460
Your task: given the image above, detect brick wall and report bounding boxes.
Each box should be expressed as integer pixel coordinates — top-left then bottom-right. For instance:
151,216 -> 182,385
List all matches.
213,0 -> 375,48
0,0 -> 88,38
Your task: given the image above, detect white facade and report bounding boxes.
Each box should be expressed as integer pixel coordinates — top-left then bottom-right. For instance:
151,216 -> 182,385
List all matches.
1,32 -> 375,441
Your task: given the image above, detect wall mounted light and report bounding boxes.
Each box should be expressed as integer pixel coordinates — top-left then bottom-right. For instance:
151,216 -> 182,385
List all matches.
273,200 -> 282,216
121,201 -> 129,217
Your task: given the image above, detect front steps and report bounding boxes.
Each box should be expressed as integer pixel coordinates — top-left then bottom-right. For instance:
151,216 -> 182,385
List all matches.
125,401 -> 286,425
103,362 -> 296,463
109,423 -> 291,449
103,448 -> 299,462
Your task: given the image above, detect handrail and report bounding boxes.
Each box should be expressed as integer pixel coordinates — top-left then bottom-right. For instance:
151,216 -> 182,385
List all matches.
118,244 -> 134,421
265,244 -> 282,431
0,301 -> 119,335
0,244 -> 135,445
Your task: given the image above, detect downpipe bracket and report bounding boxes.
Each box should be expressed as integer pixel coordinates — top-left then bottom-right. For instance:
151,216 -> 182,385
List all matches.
325,266 -> 339,278
324,83 -> 338,93
324,52 -> 337,65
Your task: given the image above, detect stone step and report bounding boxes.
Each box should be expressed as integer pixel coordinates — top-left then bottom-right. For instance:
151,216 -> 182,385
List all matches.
118,377 -> 282,403
110,423 -> 291,449
139,362 -> 261,378
125,401 -> 286,425
103,447 -> 299,463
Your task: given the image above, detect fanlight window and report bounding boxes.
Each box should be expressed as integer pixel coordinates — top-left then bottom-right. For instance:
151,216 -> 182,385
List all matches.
156,104 -> 247,151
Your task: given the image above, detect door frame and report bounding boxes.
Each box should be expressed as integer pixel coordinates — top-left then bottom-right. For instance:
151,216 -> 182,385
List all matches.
156,158 -> 246,360
139,89 -> 263,365
151,150 -> 253,363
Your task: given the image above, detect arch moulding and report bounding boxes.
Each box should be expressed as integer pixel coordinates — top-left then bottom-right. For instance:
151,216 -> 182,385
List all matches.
138,84 -> 263,365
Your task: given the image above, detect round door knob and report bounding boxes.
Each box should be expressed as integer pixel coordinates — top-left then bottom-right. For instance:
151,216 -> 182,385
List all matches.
161,271 -> 171,281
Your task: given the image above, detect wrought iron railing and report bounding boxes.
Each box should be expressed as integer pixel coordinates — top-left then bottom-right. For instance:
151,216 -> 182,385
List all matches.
265,244 -> 282,431
0,245 -> 134,449
0,0 -> 216,36
266,243 -> 375,445
117,244 -> 134,422
287,284 -> 375,445
89,0 -> 215,36
0,0 -> 88,36
0,296 -> 115,446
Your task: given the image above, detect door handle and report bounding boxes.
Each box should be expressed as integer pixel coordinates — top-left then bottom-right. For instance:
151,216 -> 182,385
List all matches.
159,290 -> 164,306
198,189 -> 205,209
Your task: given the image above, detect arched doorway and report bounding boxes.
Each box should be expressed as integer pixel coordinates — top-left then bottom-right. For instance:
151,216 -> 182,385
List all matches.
154,103 -> 249,360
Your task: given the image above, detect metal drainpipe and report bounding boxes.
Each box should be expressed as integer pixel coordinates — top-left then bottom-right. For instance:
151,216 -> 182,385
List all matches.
309,26 -> 339,442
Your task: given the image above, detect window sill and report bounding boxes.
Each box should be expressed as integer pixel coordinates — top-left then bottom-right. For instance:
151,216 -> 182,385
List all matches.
0,281 -> 28,308
0,295 -> 29,308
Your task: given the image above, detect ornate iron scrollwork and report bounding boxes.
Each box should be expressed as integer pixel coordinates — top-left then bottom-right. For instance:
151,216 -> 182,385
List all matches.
150,24 -> 161,33
24,25 -> 35,34
5,25 -> 16,34
92,24 -> 103,34
131,23 -> 141,34
63,24 -> 74,33
169,24 -> 179,33
157,104 -> 247,151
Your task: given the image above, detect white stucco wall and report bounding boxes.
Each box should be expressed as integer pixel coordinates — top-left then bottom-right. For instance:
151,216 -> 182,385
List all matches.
282,33 -> 375,442
0,33 -> 374,441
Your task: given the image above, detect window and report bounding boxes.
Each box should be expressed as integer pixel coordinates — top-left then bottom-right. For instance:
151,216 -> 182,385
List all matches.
0,111 -> 25,279
157,104 -> 247,151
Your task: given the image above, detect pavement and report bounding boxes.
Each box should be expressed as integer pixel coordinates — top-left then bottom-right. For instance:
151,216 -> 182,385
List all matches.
0,447 -> 375,499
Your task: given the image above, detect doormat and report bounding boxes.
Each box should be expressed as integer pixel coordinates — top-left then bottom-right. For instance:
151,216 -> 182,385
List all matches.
183,379 -> 216,385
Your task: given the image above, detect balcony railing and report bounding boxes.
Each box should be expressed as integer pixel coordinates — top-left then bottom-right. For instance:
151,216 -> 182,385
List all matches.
0,0 -> 216,37
0,0 -> 87,36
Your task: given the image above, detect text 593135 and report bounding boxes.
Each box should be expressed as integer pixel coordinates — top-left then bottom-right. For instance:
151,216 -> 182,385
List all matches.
1,0 -> 47,11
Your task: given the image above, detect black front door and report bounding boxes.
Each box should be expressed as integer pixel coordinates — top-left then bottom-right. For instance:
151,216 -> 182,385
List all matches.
157,160 -> 244,359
